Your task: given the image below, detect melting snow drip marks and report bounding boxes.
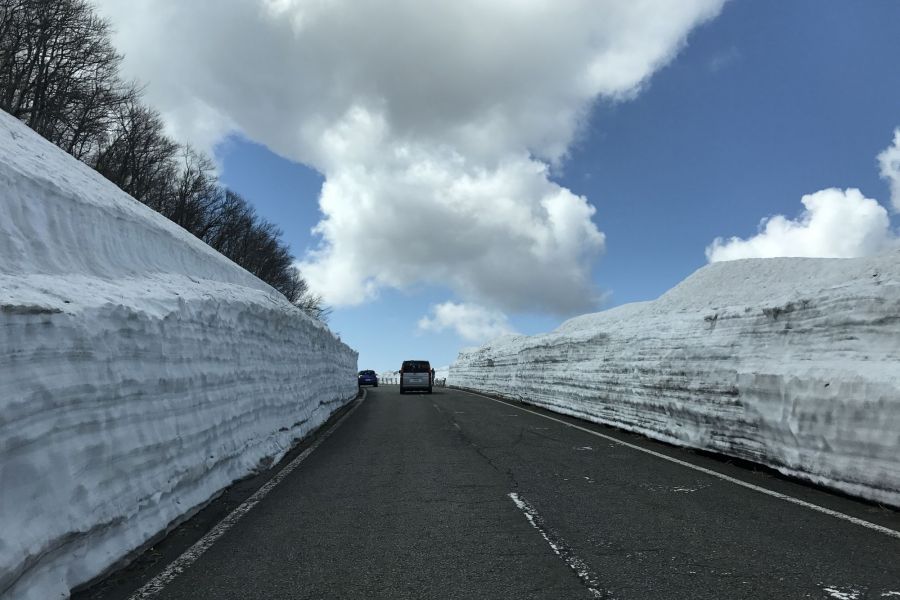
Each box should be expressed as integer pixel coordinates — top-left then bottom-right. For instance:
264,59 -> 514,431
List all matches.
507,492 -> 609,599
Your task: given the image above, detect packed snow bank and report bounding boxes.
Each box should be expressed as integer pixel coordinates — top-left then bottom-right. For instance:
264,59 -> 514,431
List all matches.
0,111 -> 358,599
379,370 -> 399,383
450,253 -> 900,507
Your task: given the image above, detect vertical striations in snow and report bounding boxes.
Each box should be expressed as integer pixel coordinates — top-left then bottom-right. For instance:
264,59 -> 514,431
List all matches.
450,254 -> 900,508
0,110 -> 358,599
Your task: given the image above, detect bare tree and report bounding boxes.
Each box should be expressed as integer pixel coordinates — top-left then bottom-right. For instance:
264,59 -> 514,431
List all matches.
284,267 -> 331,323
0,0 -> 133,156
91,100 -> 178,206
200,190 -> 330,321
0,0 -> 329,322
168,145 -> 221,236
203,189 -> 257,259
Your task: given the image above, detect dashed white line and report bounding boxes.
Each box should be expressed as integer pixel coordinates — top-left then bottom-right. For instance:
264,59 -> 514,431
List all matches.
458,389 -> 900,541
508,492 -> 608,599
126,393 -> 366,599
823,586 -> 861,600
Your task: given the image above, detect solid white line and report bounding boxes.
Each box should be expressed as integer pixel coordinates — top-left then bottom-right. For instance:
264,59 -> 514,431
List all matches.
508,492 -> 607,599
458,389 -> 900,541
127,393 -> 366,599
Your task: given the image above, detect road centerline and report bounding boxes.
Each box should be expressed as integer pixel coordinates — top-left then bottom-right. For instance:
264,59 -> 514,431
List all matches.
508,492 -> 608,599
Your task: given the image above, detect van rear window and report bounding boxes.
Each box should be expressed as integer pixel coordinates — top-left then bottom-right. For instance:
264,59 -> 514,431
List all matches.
402,361 -> 431,372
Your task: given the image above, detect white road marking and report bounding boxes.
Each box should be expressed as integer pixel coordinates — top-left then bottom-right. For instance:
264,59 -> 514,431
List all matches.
126,393 -> 366,599
458,390 -> 900,541
508,492 -> 608,599
823,586 -> 861,600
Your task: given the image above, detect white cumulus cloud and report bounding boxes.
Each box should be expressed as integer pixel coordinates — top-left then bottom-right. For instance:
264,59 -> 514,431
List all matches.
418,302 -> 516,343
300,154 -> 605,312
878,128 -> 900,212
705,188 -> 897,262
92,0 -> 726,313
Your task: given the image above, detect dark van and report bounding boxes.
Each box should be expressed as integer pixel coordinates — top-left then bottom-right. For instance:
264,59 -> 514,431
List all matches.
399,360 -> 432,394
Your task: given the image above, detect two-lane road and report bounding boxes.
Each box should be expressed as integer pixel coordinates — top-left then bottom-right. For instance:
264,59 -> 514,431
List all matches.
84,386 -> 900,599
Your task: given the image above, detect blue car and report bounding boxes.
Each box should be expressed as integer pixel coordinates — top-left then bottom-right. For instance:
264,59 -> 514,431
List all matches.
358,370 -> 378,387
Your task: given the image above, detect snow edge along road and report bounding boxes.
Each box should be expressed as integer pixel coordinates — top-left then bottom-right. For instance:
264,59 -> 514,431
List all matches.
456,389 -> 900,541
126,391 -> 368,600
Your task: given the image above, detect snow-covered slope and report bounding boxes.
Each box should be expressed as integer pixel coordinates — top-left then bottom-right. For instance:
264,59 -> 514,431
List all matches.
0,111 -> 358,599
450,253 -> 900,507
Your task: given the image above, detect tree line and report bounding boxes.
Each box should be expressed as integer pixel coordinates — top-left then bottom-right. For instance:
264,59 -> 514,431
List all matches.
0,0 -> 328,321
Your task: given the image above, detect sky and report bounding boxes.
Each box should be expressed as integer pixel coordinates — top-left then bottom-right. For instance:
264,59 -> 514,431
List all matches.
92,0 -> 900,371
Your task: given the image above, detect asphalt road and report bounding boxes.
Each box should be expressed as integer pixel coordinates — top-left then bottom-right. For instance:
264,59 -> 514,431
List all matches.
81,385 -> 900,600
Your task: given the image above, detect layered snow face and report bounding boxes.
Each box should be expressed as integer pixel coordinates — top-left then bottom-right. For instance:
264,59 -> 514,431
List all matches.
450,254 -> 900,507
0,111 -> 358,599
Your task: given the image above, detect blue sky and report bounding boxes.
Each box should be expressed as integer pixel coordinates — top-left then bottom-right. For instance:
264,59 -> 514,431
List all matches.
140,0 -> 899,372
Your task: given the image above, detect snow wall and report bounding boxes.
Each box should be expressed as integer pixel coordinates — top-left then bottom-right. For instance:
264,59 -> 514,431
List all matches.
450,253 -> 900,507
0,111 -> 358,599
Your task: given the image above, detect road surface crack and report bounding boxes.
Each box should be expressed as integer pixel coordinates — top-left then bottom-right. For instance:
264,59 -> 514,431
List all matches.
443,413 -> 521,489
